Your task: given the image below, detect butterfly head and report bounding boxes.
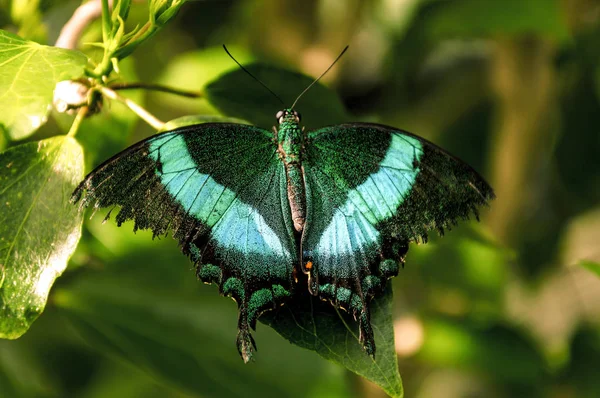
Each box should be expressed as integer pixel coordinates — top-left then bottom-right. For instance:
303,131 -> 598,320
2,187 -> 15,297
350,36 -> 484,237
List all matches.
276,108 -> 301,126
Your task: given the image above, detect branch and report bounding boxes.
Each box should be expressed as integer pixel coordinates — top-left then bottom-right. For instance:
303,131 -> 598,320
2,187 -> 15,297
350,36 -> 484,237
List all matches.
67,107 -> 90,137
99,86 -> 165,130
109,82 -> 203,98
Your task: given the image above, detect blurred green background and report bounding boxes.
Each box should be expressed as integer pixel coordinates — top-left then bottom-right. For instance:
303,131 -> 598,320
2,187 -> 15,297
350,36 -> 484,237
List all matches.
2,0 -> 600,397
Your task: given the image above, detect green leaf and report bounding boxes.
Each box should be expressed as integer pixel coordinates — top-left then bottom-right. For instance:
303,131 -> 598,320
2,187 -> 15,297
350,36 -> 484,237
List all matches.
407,224 -> 511,318
160,115 -> 251,132
204,63 -> 349,129
424,0 -> 570,41
150,0 -> 187,27
157,46 -> 253,115
0,338 -> 55,397
0,136 -> 84,339
580,260 -> 600,278
560,326 -> 600,398
54,259 -> 351,398
262,285 -> 403,398
0,30 -> 87,140
112,0 -> 185,62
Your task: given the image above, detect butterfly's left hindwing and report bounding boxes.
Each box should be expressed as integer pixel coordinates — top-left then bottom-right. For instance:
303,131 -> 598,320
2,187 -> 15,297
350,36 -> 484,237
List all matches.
72,123 -> 296,362
302,123 -> 495,355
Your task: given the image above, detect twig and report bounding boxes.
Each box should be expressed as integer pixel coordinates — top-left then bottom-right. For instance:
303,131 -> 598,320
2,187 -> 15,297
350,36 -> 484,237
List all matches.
99,86 -> 165,130
55,0 -> 113,49
67,107 -> 89,138
109,82 -> 202,98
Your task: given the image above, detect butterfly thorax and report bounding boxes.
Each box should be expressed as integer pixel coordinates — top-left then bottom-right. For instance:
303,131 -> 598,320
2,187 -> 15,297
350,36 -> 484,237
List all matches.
275,108 -> 306,233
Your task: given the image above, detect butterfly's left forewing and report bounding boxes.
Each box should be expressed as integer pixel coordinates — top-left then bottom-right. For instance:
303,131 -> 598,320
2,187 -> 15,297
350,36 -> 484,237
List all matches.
72,123 -> 296,362
302,123 -> 494,355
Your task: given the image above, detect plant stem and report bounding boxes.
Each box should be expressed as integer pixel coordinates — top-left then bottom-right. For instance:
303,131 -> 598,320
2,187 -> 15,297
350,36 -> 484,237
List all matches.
101,0 -> 111,44
55,0 -> 112,49
67,107 -> 89,138
109,82 -> 202,98
122,20 -> 152,46
99,86 -> 165,130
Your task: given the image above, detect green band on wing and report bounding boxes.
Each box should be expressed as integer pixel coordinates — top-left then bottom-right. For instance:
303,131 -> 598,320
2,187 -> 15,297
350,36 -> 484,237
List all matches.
149,135 -> 290,258
314,134 -> 423,256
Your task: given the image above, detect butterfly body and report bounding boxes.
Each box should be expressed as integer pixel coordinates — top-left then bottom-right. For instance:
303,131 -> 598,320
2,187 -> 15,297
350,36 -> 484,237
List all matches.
73,110 -> 494,363
276,109 -> 307,233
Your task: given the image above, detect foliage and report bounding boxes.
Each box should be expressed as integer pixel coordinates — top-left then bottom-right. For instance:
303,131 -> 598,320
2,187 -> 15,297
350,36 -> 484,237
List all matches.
0,136 -> 83,338
0,30 -> 86,139
1,0 -> 600,397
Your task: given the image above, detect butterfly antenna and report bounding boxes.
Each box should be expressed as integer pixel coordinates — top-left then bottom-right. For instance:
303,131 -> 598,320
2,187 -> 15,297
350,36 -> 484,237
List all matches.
223,45 -> 284,105
290,45 -> 349,110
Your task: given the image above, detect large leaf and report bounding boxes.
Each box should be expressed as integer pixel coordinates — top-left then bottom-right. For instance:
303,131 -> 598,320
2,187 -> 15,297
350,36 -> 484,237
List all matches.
54,247 -> 350,398
0,136 -> 84,339
262,285 -> 403,398
0,30 -> 87,140
204,63 -> 349,129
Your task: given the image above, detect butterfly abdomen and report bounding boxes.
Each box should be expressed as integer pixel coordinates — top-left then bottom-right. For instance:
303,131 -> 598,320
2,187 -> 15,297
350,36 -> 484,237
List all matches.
277,116 -> 307,233
285,165 -> 306,232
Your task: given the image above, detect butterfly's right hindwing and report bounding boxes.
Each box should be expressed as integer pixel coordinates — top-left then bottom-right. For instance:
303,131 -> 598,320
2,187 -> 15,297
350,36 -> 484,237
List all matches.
72,123 -> 296,362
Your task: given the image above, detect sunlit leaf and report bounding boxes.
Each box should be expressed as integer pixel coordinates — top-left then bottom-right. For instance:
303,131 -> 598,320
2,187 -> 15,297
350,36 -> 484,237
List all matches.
262,285 -> 403,398
205,63 -> 349,129
0,30 -> 87,140
0,136 -> 84,339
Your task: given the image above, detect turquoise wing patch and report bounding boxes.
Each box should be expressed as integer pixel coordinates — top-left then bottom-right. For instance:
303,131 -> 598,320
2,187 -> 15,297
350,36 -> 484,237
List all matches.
72,123 -> 296,362
302,123 -> 494,356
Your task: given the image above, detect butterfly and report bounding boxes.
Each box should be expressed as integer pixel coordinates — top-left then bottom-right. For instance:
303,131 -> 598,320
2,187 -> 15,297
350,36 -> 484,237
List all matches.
71,51 -> 494,363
